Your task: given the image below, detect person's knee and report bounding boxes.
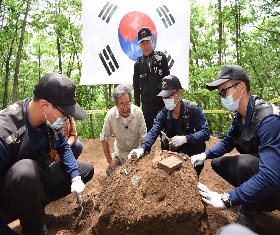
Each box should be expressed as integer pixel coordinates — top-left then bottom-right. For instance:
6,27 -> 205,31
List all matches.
7,159 -> 41,193
84,163 -> 94,182
72,140 -> 83,159
237,154 -> 258,171
76,161 -> 94,183
106,166 -> 113,176
211,158 -> 218,171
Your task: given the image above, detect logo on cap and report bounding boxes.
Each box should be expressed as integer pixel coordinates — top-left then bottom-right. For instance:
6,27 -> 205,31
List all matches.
140,30 -> 146,37
162,81 -> 167,88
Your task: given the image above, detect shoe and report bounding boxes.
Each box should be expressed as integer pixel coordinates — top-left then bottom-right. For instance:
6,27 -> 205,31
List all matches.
232,205 -> 256,230
39,225 -> 48,235
45,214 -> 56,228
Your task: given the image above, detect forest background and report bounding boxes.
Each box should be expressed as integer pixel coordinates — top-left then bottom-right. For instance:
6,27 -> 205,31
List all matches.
0,0 -> 279,139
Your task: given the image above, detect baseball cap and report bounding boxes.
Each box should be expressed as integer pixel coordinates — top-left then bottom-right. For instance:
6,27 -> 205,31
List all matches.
206,65 -> 249,91
33,72 -> 86,120
157,75 -> 182,98
138,27 -> 152,44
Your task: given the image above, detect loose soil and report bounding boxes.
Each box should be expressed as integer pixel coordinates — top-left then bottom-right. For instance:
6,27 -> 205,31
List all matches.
9,137 -> 280,235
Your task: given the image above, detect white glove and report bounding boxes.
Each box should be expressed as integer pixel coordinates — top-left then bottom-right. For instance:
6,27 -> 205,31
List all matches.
191,152 -> 206,167
169,136 -> 187,147
197,182 -> 226,209
71,176 -> 85,205
128,148 -> 144,159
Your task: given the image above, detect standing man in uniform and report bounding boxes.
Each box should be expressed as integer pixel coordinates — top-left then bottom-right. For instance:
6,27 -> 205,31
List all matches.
133,27 -> 170,132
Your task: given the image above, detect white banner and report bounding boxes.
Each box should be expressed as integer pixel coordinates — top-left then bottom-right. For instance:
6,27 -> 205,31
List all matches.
81,0 -> 191,89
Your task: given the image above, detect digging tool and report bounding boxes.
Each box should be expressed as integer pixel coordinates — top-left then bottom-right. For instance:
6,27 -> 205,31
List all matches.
161,131 -> 172,151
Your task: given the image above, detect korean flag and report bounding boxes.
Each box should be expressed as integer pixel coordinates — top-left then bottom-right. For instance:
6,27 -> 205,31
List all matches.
81,0 -> 191,89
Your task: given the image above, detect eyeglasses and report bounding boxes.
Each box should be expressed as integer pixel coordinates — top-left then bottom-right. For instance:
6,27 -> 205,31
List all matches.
118,102 -> 131,109
53,105 -> 70,120
218,83 -> 241,98
164,89 -> 179,99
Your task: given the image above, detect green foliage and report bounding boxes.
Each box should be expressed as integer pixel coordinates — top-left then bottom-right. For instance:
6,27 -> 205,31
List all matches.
75,113 -> 106,140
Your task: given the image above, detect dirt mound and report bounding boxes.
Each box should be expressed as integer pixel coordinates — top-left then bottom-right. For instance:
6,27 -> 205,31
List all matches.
90,149 -> 211,235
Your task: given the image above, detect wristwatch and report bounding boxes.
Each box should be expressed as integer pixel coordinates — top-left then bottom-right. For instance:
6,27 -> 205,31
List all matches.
221,192 -> 232,208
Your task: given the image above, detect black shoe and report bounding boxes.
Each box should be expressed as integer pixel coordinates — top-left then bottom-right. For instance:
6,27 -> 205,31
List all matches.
232,205 -> 256,230
45,214 -> 56,228
39,225 -> 48,235
23,225 -> 48,235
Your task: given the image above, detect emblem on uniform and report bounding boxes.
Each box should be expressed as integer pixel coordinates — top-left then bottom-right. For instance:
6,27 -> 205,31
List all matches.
159,69 -> 162,75
162,80 -> 167,88
154,54 -> 162,61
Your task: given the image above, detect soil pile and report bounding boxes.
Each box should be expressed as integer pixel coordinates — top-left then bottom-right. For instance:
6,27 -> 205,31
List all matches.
90,149 -> 211,235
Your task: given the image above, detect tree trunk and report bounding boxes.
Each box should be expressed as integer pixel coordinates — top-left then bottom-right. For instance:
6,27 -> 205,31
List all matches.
218,0 -> 222,66
12,0 -> 30,103
105,85 -> 109,109
2,17 -> 19,108
56,1 -> 63,73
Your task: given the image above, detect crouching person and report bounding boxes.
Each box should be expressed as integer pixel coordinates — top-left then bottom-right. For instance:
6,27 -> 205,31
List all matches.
100,84 -> 147,176
191,65 -> 280,231
0,73 -> 94,235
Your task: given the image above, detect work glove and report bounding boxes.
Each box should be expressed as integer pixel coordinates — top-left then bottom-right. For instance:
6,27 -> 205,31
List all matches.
191,152 -> 206,167
71,176 -> 85,205
169,136 -> 187,147
128,148 -> 144,159
197,182 -> 226,209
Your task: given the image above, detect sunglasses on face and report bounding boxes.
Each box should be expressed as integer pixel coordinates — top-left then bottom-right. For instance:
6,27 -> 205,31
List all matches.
54,105 -> 70,119
218,82 -> 241,98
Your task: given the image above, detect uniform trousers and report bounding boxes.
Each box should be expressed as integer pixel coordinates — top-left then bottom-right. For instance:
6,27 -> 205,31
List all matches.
211,154 -> 280,212
0,159 -> 94,235
142,99 -> 164,132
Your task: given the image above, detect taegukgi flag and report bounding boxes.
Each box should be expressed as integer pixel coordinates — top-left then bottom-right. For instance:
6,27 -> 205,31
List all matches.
81,0 -> 191,89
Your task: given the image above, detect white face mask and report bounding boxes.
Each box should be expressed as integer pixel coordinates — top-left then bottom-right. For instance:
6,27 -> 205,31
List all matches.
221,86 -> 242,112
44,105 -> 68,130
164,98 -> 177,111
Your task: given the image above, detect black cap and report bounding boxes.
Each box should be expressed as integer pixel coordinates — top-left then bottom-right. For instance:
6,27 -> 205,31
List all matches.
33,72 -> 86,120
138,27 -> 152,44
157,75 -> 182,97
206,65 -> 249,91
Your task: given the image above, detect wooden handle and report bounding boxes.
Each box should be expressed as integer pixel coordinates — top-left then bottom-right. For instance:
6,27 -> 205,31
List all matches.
161,131 -> 170,142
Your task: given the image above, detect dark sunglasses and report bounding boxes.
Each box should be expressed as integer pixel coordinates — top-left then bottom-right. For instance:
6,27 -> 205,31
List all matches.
167,89 -> 179,98
54,105 -> 70,119
218,82 -> 241,98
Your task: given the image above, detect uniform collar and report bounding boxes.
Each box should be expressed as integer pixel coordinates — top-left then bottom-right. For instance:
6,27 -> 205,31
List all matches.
143,50 -> 154,59
166,100 -> 184,119
236,94 -> 253,127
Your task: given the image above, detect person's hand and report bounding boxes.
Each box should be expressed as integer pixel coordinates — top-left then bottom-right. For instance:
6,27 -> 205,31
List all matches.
169,136 -> 187,147
197,182 -> 226,209
128,148 -> 144,159
191,152 -> 206,167
50,149 -> 57,162
71,176 -> 85,205
109,157 -> 119,170
50,149 -> 60,162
